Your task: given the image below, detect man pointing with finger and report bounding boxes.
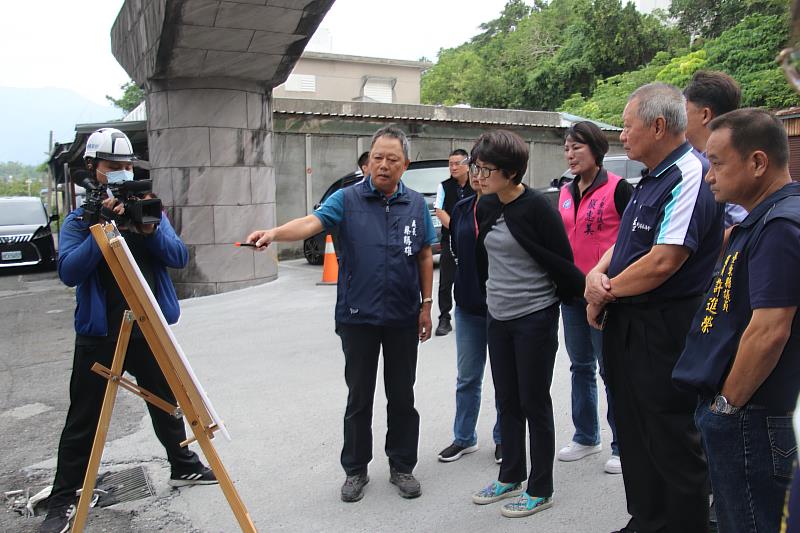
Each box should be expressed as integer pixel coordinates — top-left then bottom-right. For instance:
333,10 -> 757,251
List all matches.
247,125 -> 435,503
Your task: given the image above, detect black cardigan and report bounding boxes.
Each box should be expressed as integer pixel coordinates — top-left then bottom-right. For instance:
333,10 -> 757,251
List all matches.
475,185 -> 585,301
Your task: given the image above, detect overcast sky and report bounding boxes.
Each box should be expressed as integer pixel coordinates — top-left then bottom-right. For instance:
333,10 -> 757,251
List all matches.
0,0 -> 511,106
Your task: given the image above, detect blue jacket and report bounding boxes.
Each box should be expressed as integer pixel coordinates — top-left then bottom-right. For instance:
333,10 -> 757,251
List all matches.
58,208 -> 188,336
335,179 -> 429,327
450,195 -> 487,316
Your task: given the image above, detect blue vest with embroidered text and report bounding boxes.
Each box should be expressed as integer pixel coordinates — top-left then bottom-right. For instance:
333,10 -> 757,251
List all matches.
335,180 -> 427,326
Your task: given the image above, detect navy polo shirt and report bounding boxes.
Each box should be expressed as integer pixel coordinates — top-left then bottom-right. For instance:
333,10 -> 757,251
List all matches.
674,182 -> 800,411
608,142 -> 723,298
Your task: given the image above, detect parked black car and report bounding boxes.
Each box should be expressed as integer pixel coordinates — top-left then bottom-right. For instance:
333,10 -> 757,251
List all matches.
0,197 -> 58,269
303,160 -> 447,264
541,154 -> 646,211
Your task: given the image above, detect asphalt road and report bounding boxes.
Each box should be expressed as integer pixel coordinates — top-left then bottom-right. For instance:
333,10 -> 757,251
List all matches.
1,259 -> 628,532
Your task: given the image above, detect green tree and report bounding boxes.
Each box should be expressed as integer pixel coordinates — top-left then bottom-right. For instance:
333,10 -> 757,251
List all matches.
669,0 -> 789,38
559,12 -> 800,125
522,0 -> 685,110
473,0 -> 533,45
421,0 -> 675,110
106,81 -> 145,114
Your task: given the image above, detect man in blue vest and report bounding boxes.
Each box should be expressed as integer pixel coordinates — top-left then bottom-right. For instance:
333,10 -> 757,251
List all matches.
673,109 -> 800,533
247,125 -> 436,503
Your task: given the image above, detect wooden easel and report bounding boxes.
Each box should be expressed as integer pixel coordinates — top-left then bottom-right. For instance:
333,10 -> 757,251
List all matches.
70,222 -> 257,532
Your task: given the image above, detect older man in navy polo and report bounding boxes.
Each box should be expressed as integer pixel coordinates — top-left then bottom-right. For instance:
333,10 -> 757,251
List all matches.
674,109 -> 800,532
585,83 -> 724,533
247,125 -> 435,503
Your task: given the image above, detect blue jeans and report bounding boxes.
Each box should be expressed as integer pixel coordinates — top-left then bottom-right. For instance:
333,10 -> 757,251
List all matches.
561,300 -> 618,455
695,400 -> 797,533
453,306 -> 500,447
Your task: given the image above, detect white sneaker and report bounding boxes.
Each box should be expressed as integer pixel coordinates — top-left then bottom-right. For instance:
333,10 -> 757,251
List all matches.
557,441 -> 602,462
604,455 -> 622,474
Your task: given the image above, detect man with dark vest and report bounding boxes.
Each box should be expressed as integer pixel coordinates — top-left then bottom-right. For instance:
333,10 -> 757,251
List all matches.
434,149 -> 474,336
673,109 -> 800,533
247,125 -> 435,503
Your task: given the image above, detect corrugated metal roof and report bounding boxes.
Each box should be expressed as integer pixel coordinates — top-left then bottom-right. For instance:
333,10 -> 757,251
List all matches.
272,98 -> 621,130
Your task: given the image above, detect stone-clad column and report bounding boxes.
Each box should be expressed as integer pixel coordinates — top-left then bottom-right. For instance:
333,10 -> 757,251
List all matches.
111,0 -> 334,297
147,81 -> 277,297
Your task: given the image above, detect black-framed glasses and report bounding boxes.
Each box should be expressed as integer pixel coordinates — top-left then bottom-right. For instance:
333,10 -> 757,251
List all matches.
469,163 -> 502,179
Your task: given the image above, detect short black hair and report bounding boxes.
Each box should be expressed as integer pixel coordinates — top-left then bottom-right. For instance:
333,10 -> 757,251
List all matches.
450,148 -> 468,159
470,130 -> 528,185
683,71 -> 741,117
565,121 -> 609,167
357,151 -> 369,168
708,108 -> 789,168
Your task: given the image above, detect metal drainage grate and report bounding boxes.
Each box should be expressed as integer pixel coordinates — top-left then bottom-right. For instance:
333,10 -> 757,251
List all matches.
94,466 -> 155,507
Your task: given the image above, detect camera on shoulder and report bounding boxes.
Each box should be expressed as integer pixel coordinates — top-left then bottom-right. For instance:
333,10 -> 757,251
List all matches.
82,177 -> 162,226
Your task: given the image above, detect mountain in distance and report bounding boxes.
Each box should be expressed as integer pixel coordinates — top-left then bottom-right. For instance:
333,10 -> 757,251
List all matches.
0,86 -> 123,166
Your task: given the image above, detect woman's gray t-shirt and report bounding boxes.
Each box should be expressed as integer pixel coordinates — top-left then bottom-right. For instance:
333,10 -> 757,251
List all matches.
484,214 -> 558,320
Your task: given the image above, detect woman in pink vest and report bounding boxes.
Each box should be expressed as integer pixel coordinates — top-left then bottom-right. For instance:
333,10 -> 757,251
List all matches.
556,121 -> 632,475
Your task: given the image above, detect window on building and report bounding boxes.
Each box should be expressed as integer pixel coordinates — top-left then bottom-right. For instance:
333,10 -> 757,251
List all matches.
285,74 -> 316,92
362,77 -> 395,103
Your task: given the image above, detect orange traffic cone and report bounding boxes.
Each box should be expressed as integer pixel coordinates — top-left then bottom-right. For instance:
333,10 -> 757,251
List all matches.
317,234 -> 338,285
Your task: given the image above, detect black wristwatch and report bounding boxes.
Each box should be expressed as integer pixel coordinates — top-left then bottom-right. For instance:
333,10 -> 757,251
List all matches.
712,394 -> 740,415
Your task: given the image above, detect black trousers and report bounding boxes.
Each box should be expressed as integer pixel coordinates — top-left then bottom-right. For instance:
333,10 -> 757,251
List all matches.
437,235 -> 455,320
337,323 -> 420,476
603,298 -> 709,533
487,304 -> 559,497
49,338 -> 200,506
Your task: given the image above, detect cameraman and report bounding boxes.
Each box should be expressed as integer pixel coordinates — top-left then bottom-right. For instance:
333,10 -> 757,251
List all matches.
40,128 -> 216,533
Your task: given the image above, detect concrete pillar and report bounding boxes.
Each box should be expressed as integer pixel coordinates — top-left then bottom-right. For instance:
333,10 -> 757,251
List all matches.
147,81 -> 277,297
111,0 -> 334,297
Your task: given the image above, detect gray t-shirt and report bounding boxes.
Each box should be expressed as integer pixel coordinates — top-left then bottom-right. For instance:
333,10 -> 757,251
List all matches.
485,215 -> 558,320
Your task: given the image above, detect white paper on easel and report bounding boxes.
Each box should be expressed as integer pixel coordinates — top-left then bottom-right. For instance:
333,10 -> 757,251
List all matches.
115,231 -> 231,441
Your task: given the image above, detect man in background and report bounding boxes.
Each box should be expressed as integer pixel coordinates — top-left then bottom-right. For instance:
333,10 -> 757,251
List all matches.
434,149 -> 474,336
684,70 -> 749,229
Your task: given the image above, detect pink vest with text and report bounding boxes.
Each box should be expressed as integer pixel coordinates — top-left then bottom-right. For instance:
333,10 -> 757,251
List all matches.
558,172 -> 624,275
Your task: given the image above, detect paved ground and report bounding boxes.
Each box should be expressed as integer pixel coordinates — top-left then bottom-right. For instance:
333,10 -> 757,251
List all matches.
1,259 -> 628,532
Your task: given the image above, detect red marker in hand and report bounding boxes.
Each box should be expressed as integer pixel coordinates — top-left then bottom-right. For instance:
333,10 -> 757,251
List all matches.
234,242 -> 257,247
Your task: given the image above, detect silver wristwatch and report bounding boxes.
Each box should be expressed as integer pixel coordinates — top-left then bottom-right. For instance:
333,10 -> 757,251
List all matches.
712,394 -> 740,415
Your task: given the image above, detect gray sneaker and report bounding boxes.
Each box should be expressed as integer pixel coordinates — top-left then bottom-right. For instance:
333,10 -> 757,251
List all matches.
341,473 -> 369,502
389,467 -> 421,499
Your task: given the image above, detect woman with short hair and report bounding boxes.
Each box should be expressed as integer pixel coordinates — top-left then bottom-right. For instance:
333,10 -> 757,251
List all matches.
470,130 -> 584,518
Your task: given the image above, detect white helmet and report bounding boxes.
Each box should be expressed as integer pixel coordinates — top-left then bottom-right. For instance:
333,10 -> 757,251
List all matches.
84,128 -> 135,162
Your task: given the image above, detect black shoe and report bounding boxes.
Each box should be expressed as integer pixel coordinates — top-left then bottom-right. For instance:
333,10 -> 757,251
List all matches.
435,317 -> 452,336
389,467 -> 421,499
494,444 -> 503,464
438,442 -> 479,462
169,465 -> 218,487
341,473 -> 369,502
39,502 -> 75,533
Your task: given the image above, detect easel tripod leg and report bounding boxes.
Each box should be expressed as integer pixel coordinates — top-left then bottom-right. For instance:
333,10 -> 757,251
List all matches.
192,429 -> 258,532
71,311 -> 134,533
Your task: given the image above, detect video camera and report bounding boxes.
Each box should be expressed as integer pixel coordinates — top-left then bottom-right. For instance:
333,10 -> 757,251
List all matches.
82,177 -> 162,226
